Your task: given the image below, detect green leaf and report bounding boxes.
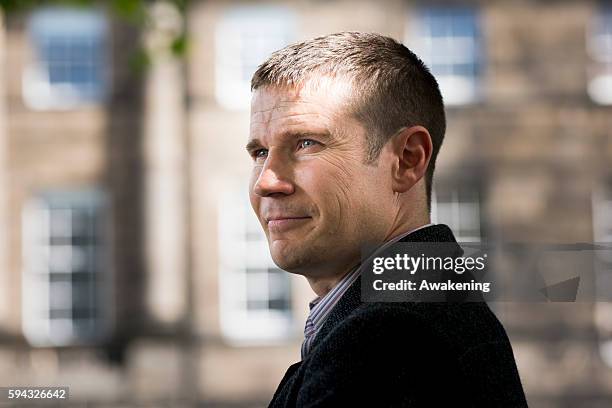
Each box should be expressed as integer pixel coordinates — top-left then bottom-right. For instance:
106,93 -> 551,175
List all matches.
110,0 -> 146,24
129,46 -> 152,73
170,33 -> 188,57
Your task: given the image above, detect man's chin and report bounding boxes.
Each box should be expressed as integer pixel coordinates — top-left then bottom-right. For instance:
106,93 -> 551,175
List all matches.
270,241 -> 315,274
270,253 -> 307,273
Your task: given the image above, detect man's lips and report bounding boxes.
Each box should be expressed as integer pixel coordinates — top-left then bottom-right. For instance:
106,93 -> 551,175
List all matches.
265,216 -> 312,231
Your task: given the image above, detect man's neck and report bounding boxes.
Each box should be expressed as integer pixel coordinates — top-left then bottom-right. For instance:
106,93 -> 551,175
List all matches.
382,217 -> 431,243
306,221 -> 432,298
307,260 -> 360,298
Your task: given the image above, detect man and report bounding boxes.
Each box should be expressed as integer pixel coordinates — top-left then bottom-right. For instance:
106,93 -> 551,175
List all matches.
247,32 -> 527,407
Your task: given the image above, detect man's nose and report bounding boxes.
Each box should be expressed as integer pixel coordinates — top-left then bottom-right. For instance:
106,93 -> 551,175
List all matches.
252,152 -> 294,197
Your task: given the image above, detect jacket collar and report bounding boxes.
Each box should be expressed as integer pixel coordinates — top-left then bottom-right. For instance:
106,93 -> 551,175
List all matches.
307,224 -> 462,356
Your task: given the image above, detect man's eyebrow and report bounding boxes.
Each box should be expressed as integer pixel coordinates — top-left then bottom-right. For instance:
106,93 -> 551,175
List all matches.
280,130 -> 333,140
245,139 -> 262,153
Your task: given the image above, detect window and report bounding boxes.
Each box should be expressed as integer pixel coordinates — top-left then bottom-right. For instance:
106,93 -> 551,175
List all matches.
22,189 -> 112,346
218,186 -> 293,344
406,7 -> 482,105
588,7 -> 612,104
215,6 -> 296,110
23,7 -> 108,110
432,187 -> 482,242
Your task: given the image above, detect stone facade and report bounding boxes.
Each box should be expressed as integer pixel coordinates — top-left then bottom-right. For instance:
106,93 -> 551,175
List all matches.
0,1 -> 610,406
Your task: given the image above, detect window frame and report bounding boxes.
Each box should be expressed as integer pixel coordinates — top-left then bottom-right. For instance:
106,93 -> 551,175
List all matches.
21,188 -> 113,347
431,184 -> 483,243
406,6 -> 483,106
214,6 -> 296,110
23,6 -> 110,110
587,6 -> 612,105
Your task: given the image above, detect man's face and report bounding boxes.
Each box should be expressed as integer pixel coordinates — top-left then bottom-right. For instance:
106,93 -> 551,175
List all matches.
247,79 -> 395,278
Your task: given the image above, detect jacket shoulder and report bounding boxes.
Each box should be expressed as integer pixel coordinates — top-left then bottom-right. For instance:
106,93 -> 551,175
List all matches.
302,301 -> 527,407
334,301 -> 514,359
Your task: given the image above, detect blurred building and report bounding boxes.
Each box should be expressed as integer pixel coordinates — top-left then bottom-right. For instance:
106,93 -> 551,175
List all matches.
0,0 -> 611,407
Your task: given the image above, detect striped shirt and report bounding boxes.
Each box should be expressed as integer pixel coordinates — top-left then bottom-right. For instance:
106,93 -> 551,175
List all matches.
300,223 -> 434,359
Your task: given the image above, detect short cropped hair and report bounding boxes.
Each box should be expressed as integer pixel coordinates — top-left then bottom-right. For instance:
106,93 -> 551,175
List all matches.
251,31 -> 446,210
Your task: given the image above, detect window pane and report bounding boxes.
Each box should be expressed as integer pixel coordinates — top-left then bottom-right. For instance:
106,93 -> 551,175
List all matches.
433,187 -> 482,241
215,7 -> 296,109
24,7 -> 108,109
49,281 -> 72,310
268,269 -> 291,301
49,245 -> 73,273
22,189 -> 109,346
588,8 -> 612,104
407,6 -> 482,105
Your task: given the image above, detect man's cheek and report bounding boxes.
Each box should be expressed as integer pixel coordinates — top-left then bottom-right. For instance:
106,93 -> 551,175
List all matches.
318,172 -> 355,210
319,192 -> 357,239
316,154 -> 356,193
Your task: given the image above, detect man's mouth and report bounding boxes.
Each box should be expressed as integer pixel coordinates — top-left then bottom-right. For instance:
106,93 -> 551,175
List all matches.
266,216 -> 312,231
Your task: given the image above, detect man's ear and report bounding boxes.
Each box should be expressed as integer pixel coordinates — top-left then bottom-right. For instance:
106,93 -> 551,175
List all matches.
388,125 -> 432,193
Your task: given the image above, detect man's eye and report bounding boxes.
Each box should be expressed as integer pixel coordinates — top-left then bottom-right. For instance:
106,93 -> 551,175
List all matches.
298,139 -> 319,149
253,149 -> 268,160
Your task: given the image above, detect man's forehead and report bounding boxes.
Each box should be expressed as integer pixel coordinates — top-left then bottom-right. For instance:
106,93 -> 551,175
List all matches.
250,77 -> 355,124
250,88 -> 314,124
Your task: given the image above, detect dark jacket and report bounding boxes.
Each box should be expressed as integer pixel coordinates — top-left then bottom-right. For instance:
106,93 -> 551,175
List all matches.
269,224 -> 528,407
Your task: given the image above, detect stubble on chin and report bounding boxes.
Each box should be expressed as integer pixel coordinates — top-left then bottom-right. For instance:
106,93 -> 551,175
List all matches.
269,238 -> 313,274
